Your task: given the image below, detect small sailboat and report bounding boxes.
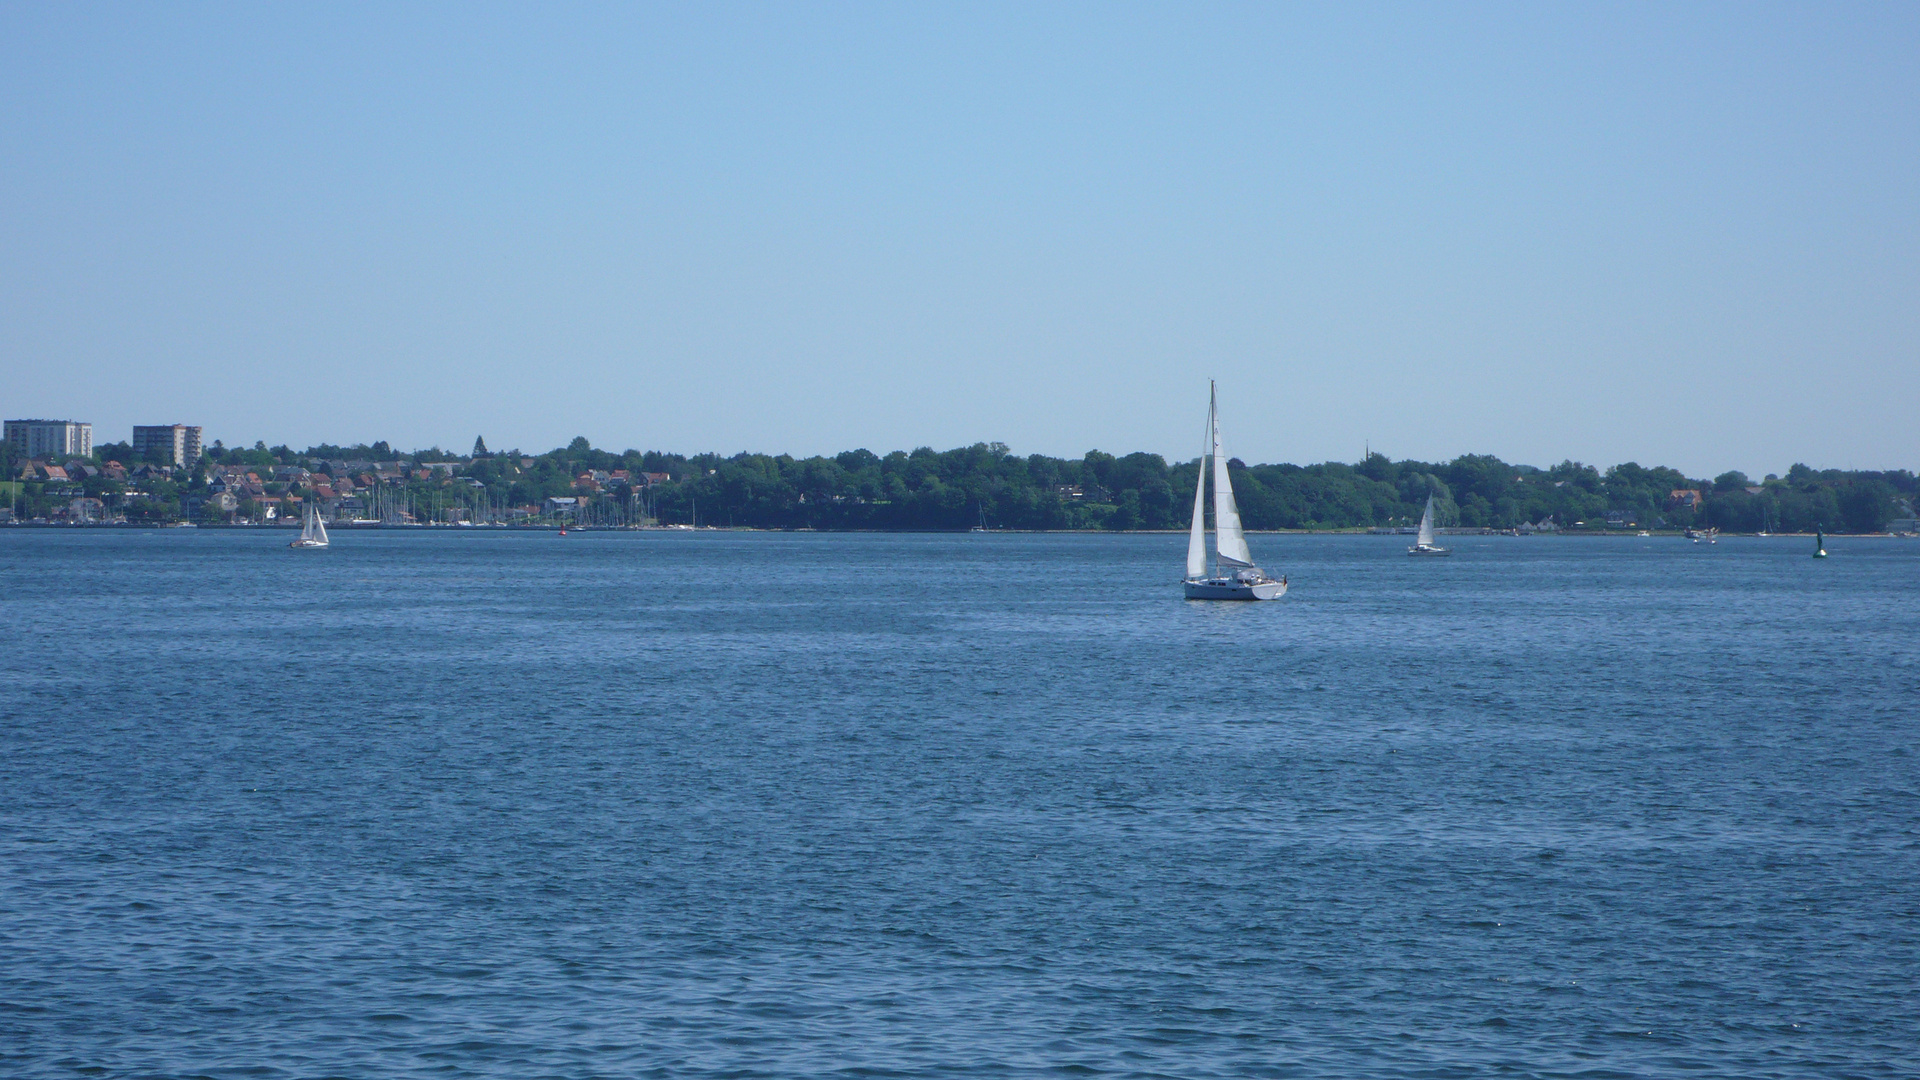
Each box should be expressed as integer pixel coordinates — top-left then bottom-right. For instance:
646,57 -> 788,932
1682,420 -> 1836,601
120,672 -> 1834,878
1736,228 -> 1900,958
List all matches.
1183,382 -> 1286,600
1814,527 -> 1827,558
1408,494 -> 1451,556
289,504 -> 329,549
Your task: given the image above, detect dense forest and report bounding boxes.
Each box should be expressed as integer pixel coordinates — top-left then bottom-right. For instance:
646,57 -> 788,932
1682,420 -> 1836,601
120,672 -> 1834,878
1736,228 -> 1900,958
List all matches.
586,443 -> 1912,533
7,434 -> 1914,533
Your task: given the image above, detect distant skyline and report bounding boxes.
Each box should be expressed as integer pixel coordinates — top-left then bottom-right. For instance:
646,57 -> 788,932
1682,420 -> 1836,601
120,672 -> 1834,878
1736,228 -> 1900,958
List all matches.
4,3 -> 1916,479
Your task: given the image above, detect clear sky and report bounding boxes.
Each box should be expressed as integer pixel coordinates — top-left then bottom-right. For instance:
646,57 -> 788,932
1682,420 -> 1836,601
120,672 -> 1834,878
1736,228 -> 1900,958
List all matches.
3,3 -> 1915,477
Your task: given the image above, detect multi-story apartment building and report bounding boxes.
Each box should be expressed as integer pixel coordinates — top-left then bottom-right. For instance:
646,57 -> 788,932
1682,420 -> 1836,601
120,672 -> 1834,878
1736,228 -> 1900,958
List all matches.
131,424 -> 204,467
4,419 -> 92,460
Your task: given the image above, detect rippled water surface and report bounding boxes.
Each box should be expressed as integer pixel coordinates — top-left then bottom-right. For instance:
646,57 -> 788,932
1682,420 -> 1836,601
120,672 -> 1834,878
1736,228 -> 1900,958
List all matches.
2,529 -> 1917,1078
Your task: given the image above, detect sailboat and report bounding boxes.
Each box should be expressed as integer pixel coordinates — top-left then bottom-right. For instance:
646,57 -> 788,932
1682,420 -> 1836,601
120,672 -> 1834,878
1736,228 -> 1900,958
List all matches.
1814,527 -> 1827,558
289,503 -> 329,549
1184,383 -> 1287,600
1408,494 -> 1451,556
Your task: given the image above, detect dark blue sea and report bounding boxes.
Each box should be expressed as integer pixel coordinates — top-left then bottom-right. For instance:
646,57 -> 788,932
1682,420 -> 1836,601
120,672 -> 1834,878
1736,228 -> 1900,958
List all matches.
2,529 -> 1916,1078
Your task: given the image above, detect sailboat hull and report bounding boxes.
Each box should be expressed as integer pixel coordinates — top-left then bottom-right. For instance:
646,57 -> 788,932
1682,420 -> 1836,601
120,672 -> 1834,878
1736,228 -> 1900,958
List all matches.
1184,578 -> 1287,601
1407,544 -> 1451,556
289,538 -> 328,549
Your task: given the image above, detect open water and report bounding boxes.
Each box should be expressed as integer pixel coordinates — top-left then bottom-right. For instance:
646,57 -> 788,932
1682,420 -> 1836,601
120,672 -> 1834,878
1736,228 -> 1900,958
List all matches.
2,529 -> 1917,1078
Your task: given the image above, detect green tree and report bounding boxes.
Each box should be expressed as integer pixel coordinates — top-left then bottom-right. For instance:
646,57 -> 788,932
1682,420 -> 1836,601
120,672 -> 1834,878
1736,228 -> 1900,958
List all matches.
1839,479 -> 1896,533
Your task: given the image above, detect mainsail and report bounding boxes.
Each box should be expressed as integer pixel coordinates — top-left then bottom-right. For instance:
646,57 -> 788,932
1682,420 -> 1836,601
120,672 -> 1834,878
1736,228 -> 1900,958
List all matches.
312,512 -> 328,545
1186,402 -> 1209,580
1210,385 -> 1254,568
1416,495 -> 1436,548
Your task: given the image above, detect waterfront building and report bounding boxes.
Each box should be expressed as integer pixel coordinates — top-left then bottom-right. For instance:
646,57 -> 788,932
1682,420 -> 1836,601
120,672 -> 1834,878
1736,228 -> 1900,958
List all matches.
131,424 -> 203,467
5,419 -> 92,460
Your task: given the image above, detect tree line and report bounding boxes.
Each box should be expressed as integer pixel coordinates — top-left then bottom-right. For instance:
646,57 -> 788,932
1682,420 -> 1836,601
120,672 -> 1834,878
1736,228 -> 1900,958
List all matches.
6,434 -> 1913,532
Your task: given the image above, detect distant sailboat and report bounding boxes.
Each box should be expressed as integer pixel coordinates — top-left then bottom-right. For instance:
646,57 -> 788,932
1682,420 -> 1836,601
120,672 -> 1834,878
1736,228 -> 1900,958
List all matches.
1183,382 -> 1287,600
1814,527 -> 1827,558
1408,495 -> 1451,556
289,504 -> 329,549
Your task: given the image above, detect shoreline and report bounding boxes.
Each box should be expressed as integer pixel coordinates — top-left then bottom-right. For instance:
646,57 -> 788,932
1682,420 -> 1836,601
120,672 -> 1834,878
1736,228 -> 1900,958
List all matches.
0,522 -> 1908,538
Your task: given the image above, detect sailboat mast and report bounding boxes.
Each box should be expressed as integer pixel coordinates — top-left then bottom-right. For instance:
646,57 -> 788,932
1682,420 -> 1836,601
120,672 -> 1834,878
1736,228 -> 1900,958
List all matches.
1210,381 -> 1220,577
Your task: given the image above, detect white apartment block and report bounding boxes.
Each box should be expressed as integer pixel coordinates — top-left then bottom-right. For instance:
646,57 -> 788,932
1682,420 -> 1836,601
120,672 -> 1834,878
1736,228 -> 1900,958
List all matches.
5,419 -> 92,460
132,424 -> 204,466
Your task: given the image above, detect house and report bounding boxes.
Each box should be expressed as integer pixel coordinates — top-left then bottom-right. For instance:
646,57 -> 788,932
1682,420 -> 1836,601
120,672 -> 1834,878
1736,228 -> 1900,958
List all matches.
544,496 -> 580,518
274,466 -> 312,483
1668,489 -> 1703,510
1604,510 -> 1636,527
641,472 -> 671,486
255,495 -> 283,520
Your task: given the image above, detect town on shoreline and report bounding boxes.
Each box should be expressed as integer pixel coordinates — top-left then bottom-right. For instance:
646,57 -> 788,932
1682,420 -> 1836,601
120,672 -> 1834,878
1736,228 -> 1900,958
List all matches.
5,420 -> 1917,535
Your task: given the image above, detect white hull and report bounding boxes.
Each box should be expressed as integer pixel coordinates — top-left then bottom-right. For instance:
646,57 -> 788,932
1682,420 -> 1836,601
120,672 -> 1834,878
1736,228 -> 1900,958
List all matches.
289,538 -> 328,549
1184,578 -> 1287,601
1408,544 -> 1451,556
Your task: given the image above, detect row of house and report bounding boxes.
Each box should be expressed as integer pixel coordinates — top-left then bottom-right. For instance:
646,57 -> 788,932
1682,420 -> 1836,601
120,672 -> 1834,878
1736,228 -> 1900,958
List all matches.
572,469 -> 670,493
13,458 -> 180,484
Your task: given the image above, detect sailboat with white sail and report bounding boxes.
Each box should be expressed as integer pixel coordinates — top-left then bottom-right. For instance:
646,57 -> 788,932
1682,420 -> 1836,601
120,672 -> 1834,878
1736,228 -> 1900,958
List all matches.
1408,495 -> 1450,556
1183,383 -> 1287,600
289,503 -> 329,549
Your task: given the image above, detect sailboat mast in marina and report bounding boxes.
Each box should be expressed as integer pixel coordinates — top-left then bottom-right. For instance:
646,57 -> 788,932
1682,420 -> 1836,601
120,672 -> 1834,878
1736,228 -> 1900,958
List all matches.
1183,383 -> 1287,600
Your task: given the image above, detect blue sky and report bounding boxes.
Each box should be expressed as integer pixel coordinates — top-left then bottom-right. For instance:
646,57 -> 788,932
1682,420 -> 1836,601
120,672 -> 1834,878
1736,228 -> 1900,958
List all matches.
2,2 -> 1915,476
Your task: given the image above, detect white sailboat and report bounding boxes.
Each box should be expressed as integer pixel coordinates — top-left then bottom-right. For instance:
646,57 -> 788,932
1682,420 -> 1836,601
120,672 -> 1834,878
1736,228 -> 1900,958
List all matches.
1408,495 -> 1451,556
289,503 -> 329,549
1183,383 -> 1287,600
